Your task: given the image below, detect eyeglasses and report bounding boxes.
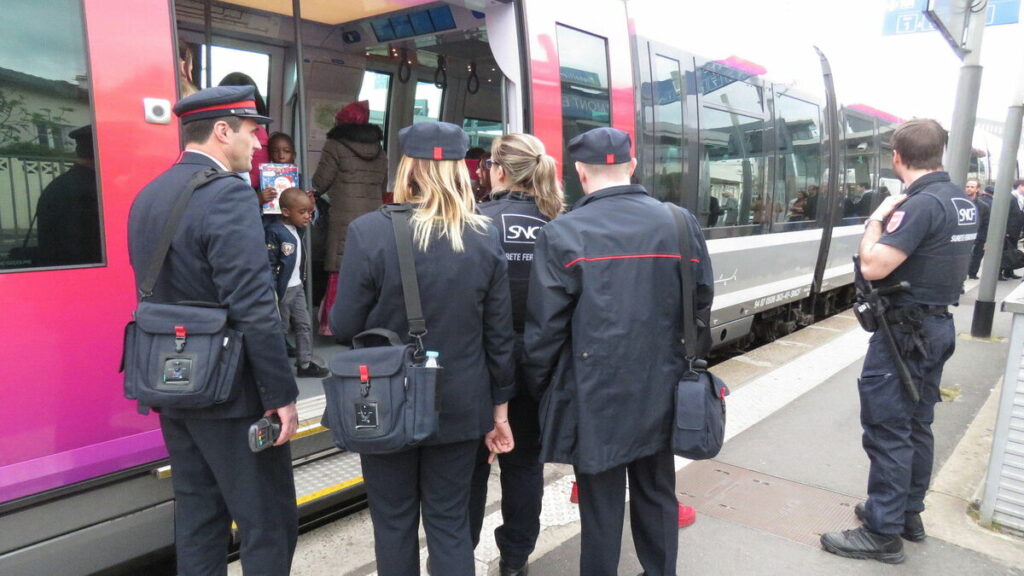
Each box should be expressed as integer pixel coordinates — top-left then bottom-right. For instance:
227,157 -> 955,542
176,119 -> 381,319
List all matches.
483,158 -> 495,169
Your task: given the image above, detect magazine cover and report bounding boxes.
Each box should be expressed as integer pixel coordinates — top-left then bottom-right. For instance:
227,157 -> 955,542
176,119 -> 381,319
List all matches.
259,163 -> 300,214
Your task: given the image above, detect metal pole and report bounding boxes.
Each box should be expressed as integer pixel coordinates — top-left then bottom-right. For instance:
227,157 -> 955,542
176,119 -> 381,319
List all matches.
946,1 -> 987,188
203,0 -> 212,88
291,0 -> 317,329
971,49 -> 1024,338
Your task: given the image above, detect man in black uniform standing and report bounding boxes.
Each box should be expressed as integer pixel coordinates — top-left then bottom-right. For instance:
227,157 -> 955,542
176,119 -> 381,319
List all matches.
965,178 -> 989,279
524,127 -> 713,576
821,119 -> 977,564
128,86 -> 299,576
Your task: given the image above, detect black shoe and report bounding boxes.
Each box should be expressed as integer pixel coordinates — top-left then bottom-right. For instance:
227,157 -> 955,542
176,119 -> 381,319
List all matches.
1010,273 -> 1022,279
296,362 -> 330,378
967,275 -> 979,280
499,559 -> 528,576
854,503 -> 926,542
821,526 -> 904,564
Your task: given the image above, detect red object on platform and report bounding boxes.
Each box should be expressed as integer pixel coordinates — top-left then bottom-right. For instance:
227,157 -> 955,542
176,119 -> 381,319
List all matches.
570,481 -> 579,504
678,503 -> 696,528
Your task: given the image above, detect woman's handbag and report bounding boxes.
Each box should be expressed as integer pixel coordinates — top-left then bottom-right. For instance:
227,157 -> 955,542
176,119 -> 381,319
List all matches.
666,204 -> 729,460
321,206 -> 441,453
121,169 -> 245,411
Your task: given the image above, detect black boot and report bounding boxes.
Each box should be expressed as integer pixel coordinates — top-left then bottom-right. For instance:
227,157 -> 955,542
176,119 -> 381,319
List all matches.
820,526 -> 904,564
854,502 -> 926,542
499,559 -> 529,576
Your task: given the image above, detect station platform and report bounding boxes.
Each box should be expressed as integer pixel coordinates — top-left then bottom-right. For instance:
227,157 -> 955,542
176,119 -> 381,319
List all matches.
231,278 -> 1024,576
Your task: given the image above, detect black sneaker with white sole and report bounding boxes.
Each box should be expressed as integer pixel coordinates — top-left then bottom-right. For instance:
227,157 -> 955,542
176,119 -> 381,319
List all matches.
296,362 -> 329,378
821,526 -> 905,564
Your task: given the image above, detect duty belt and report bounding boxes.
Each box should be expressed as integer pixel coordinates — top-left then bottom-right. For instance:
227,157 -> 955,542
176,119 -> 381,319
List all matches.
885,305 -> 949,324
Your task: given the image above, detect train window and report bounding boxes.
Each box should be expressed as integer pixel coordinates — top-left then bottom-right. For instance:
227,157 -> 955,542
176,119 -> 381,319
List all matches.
701,69 -> 762,113
414,81 -> 444,123
699,107 -> 765,230
0,0 -> 103,272
199,45 -> 271,101
652,55 -> 685,204
463,118 -> 502,150
556,25 -> 610,203
774,94 -> 822,224
841,113 -> 876,222
358,70 -> 392,145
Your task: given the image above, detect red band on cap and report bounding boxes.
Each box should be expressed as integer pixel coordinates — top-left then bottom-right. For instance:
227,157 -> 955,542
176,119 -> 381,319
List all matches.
606,153 -> 615,165
179,100 -> 258,117
433,147 -> 444,160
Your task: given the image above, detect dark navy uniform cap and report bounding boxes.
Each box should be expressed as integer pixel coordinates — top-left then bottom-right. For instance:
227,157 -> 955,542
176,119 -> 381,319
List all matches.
68,125 -> 92,140
568,127 -> 632,165
173,86 -> 272,124
398,121 -> 469,161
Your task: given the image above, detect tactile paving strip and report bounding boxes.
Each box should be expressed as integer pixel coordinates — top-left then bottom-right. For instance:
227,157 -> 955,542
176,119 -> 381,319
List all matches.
294,450 -> 363,502
677,460 -> 860,547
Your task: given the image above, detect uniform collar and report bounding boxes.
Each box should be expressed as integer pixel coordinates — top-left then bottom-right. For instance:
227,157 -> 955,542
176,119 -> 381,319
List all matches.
571,184 -> 649,211
181,149 -> 229,172
903,171 -> 949,197
489,190 -> 534,202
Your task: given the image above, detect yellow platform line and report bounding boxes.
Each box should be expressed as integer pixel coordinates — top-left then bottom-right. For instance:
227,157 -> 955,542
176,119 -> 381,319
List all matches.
296,476 -> 365,507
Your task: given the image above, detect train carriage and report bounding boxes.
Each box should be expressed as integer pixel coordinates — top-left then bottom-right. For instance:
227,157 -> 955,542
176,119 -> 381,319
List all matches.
0,1 -> 982,573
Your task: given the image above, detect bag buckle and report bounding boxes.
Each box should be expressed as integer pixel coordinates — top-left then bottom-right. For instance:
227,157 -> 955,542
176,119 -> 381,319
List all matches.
359,364 -> 370,397
174,325 -> 186,353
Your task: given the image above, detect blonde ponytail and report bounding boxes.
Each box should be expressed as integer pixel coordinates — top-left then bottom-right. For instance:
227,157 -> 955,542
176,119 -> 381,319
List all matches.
490,133 -> 564,220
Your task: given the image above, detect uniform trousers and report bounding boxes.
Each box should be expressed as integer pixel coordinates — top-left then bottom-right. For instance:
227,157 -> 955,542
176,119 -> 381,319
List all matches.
858,314 -> 955,535
278,284 -> 313,365
575,446 -> 677,576
361,439 -> 479,576
160,415 -> 297,576
469,395 -> 544,567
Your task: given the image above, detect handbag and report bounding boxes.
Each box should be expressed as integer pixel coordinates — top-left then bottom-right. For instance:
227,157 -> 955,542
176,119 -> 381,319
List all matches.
1002,246 -> 1024,270
321,205 -> 440,454
666,204 -> 729,460
122,169 -> 245,411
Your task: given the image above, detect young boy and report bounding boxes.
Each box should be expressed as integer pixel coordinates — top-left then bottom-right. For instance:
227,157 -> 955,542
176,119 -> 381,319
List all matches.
266,188 -> 329,378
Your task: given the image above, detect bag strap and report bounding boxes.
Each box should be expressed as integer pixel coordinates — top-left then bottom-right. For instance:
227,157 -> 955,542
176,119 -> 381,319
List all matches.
666,203 -> 699,361
388,206 -> 428,344
137,168 -> 239,300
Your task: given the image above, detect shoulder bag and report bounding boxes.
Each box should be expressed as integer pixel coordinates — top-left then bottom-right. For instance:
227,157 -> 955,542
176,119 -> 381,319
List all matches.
121,169 -> 246,411
321,205 -> 441,454
666,204 -> 730,460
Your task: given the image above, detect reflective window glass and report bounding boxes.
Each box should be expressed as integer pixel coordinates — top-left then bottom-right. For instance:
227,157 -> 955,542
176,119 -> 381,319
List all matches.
699,107 -> 765,230
463,117 -> 502,150
200,45 -> 271,102
653,55 -> 684,203
775,95 -> 821,223
701,69 -> 762,113
842,113 -> 876,221
0,0 -> 103,271
557,25 -> 610,204
413,81 -> 444,123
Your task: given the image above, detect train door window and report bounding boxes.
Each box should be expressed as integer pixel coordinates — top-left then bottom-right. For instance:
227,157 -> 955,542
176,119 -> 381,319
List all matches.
414,81 -> 444,123
359,70 -> 392,147
699,107 -> 765,232
652,54 -> 685,204
557,25 -> 610,203
0,0 -> 103,272
773,94 -> 822,226
842,112 -> 876,223
702,70 -> 762,112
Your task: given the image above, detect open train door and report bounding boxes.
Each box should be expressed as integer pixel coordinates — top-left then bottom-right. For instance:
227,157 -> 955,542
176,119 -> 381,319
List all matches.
519,0 -> 634,202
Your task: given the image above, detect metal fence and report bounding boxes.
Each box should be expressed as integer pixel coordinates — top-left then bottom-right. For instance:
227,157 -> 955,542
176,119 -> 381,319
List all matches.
0,155 -> 74,248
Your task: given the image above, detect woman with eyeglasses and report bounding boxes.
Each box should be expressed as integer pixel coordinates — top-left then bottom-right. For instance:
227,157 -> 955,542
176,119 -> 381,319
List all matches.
330,122 -> 516,576
468,133 -> 564,576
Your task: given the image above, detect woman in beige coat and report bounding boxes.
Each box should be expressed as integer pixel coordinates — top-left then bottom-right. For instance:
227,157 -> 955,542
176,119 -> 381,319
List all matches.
313,100 -> 387,332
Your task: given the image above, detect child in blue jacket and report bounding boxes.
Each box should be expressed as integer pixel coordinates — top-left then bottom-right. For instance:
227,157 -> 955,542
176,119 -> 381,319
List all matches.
266,188 -> 329,377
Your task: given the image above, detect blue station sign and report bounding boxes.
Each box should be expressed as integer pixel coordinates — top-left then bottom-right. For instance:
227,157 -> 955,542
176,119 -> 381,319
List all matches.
883,0 -> 1019,35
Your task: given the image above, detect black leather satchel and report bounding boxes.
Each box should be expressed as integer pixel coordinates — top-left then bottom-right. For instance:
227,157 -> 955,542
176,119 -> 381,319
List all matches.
122,169 -> 245,411
321,206 -> 440,453
666,204 -> 729,460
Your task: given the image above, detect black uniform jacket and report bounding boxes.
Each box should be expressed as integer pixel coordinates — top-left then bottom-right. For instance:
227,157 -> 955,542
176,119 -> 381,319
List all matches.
523,184 -> 713,474
128,151 -> 299,419
330,205 -> 516,445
